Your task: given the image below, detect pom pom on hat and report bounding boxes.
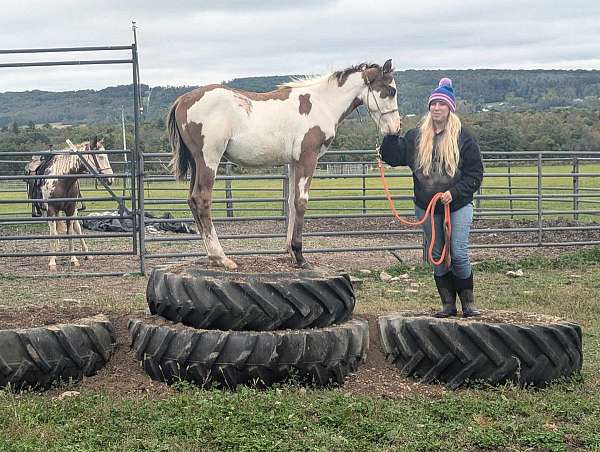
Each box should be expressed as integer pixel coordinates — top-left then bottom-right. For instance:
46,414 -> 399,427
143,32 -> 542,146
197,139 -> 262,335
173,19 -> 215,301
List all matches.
428,77 -> 456,112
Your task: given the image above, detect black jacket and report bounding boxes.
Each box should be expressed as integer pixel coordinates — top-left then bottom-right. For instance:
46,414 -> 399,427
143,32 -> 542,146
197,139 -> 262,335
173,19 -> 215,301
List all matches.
380,127 -> 484,213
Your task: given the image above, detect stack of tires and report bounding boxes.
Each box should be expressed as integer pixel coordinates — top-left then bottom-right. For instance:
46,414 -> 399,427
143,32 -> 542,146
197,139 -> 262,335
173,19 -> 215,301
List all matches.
128,264 -> 369,389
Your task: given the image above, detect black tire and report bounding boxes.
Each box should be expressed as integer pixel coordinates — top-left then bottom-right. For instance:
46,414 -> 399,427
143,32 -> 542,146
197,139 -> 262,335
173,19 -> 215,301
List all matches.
146,265 -> 355,331
0,314 -> 115,391
378,312 -> 582,389
128,318 -> 368,388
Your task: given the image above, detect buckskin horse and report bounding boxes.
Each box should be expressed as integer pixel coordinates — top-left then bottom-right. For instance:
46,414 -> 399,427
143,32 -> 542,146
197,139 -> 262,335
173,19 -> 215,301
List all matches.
168,59 -> 401,270
39,138 -> 114,270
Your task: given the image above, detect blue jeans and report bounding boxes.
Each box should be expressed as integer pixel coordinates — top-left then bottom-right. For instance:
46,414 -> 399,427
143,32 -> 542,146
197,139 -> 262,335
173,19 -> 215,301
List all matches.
415,203 -> 473,279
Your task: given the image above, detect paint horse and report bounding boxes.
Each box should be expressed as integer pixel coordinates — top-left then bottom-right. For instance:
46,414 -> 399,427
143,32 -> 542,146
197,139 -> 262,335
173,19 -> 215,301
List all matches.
41,138 -> 114,270
168,59 -> 401,270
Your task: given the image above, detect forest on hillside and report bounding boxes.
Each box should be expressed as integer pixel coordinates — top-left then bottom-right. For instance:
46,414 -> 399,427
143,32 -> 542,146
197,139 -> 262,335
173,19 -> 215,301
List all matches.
1,68 -> 599,175
1,109 -> 599,175
1,69 -> 600,127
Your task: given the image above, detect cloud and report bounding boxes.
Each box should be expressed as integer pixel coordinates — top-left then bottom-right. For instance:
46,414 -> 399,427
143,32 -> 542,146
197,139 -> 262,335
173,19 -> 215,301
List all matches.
1,0 -> 599,92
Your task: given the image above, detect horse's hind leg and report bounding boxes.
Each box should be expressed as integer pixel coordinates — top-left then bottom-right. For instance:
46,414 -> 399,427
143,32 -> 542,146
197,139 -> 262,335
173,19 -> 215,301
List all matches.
287,152 -> 319,268
72,215 -> 90,259
188,149 -> 237,270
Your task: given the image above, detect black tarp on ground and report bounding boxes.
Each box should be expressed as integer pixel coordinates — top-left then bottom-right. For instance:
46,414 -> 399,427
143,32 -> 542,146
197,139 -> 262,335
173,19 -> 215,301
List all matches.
82,210 -> 194,234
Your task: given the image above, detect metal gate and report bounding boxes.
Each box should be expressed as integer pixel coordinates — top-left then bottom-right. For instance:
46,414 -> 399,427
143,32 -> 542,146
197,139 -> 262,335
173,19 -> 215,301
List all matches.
0,39 -> 142,276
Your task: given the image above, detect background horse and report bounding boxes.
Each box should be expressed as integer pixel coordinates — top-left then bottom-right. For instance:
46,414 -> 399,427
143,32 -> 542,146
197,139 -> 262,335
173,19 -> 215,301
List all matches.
41,137 -> 114,270
168,59 -> 401,270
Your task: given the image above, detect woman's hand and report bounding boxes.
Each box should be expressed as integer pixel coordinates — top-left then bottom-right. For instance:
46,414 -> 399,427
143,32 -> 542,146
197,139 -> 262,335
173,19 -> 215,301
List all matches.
441,190 -> 453,205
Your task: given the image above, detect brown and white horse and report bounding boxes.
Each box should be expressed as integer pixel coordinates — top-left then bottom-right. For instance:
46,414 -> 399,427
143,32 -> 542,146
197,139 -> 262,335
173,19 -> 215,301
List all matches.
168,59 -> 401,269
41,138 -> 114,270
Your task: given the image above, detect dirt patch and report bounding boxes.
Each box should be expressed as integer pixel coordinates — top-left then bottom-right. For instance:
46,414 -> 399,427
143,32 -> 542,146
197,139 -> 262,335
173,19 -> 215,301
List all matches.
163,255 -> 342,275
0,304 -> 105,330
341,314 -> 446,399
378,309 -> 567,326
64,314 -> 175,397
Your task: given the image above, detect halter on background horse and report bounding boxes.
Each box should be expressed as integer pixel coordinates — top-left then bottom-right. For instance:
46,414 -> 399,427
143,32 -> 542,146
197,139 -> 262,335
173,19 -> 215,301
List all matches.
42,138 -> 114,270
168,59 -> 401,270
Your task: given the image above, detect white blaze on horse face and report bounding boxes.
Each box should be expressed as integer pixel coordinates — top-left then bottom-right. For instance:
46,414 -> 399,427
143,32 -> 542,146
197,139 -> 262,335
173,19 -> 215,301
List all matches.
366,79 -> 401,135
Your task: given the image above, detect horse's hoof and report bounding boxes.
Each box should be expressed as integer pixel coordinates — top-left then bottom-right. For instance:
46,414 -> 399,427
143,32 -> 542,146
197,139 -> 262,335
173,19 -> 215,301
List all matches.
48,265 -> 57,272
223,258 -> 238,271
70,260 -> 80,267
296,261 -> 312,269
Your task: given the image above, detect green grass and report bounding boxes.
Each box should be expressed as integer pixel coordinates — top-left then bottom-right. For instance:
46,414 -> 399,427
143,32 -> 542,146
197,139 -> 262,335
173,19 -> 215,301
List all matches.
1,247 -> 600,450
2,162 -> 600,221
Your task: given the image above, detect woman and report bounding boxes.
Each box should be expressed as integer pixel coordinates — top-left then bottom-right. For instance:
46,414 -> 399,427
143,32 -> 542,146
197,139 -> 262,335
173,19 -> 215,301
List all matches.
380,78 -> 484,317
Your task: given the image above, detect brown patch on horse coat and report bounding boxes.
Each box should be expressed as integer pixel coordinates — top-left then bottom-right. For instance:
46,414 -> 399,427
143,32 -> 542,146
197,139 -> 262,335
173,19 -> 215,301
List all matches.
227,87 -> 292,102
298,94 -> 312,115
300,126 -> 327,157
174,88 -> 216,161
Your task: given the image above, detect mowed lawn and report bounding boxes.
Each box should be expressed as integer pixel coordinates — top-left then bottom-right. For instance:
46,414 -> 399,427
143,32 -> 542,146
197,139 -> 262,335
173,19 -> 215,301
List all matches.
1,249 -> 600,450
1,162 -> 600,221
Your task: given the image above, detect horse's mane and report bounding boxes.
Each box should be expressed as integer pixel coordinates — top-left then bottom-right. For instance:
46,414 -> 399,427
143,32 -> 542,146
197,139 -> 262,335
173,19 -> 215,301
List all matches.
48,141 -> 92,175
278,62 -> 380,89
330,62 -> 379,86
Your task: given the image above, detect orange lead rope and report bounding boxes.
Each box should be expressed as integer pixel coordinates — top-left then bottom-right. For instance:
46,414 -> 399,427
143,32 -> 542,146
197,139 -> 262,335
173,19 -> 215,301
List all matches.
377,158 -> 452,268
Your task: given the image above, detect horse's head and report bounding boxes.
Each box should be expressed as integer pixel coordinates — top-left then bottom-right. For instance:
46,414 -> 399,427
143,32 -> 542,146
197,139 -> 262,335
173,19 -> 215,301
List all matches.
88,137 -> 114,185
360,59 -> 402,135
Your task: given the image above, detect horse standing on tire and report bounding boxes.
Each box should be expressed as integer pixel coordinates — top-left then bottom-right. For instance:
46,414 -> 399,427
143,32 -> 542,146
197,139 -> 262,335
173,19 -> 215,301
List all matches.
167,60 -> 401,270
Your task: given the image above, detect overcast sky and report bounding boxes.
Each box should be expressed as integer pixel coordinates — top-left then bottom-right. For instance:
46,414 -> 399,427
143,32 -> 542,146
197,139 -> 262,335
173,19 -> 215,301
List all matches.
1,0 -> 599,92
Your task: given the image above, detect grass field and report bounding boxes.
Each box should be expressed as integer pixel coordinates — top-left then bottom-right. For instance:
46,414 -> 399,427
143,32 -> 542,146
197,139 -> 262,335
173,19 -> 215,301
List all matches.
2,162 -> 600,221
1,249 -> 600,450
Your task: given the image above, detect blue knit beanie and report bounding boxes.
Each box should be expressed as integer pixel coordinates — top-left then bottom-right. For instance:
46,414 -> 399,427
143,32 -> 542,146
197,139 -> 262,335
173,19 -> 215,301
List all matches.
428,78 -> 456,112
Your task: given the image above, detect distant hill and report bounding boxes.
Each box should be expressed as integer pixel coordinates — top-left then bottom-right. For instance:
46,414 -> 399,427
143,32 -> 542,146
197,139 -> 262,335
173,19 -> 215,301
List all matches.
1,69 -> 600,127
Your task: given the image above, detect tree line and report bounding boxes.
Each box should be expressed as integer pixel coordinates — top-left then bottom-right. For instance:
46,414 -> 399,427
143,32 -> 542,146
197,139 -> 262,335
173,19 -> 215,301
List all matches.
1,69 -> 600,127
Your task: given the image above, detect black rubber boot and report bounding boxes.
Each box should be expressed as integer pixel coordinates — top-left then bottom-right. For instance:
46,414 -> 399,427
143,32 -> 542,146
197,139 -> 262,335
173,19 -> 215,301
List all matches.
433,273 -> 457,318
453,273 -> 481,317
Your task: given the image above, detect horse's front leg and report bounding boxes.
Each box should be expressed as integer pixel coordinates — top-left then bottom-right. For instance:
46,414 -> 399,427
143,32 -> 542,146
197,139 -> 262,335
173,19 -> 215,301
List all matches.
48,214 -> 59,271
66,218 -> 79,267
287,151 -> 319,269
189,160 -> 237,270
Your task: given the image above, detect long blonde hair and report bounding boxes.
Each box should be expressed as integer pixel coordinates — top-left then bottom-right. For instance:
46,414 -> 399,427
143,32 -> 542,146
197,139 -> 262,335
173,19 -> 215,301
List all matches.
416,112 -> 461,177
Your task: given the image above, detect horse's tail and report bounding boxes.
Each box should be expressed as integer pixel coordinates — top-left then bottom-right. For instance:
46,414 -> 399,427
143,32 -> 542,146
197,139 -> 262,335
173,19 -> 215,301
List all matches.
167,101 -> 191,181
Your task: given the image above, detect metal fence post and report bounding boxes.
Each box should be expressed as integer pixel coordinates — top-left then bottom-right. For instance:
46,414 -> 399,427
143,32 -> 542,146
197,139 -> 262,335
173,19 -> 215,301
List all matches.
573,156 -> 579,220
225,162 -> 234,218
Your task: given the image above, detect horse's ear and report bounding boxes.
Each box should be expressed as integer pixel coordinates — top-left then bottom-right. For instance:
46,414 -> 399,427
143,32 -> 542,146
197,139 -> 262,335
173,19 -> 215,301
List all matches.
383,59 -> 393,74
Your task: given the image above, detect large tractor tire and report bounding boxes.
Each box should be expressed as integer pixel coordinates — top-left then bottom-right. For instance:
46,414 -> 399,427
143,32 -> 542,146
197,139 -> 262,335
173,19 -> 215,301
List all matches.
128,317 -> 368,389
0,314 -> 115,390
146,265 -> 355,331
378,312 -> 582,389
